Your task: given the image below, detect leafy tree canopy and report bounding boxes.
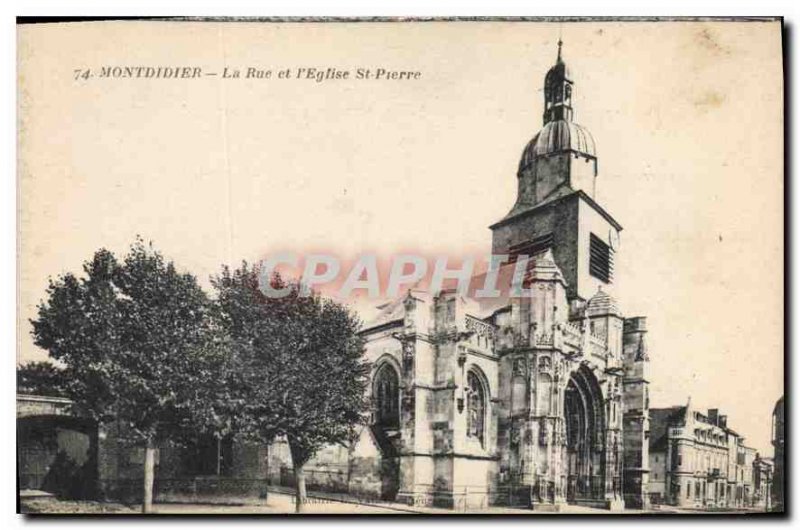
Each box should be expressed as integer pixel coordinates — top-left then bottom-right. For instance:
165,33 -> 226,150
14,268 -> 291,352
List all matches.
213,265 -> 370,466
30,238 -> 231,446
17,360 -> 69,397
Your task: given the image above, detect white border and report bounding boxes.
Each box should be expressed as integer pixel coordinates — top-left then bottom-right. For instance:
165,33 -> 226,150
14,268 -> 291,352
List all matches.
5,3 -> 795,530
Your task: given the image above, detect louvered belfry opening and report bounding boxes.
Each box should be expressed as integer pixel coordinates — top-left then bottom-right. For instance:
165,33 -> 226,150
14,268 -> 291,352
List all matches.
508,233 -> 554,262
589,233 -> 613,283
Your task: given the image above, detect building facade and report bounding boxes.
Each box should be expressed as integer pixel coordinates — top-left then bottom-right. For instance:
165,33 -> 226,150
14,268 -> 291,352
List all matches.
648,404 -> 761,509
274,42 -> 652,511
752,455 -> 773,510
772,396 -> 784,511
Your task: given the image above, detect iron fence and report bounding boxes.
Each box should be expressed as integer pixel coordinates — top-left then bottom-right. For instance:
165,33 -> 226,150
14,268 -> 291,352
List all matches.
278,466 -> 350,494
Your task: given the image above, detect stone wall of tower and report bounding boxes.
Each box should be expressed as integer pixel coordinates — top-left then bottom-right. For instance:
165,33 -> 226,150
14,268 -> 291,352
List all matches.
492,193 -> 621,303
575,200 -> 621,299
493,265 -> 573,508
621,316 -> 650,508
491,195 -> 581,299
518,153 -> 572,207
570,153 -> 598,199
517,152 -> 598,209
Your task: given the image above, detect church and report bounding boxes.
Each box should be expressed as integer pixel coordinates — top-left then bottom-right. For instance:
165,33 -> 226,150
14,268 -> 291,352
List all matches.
272,42 -> 652,511
18,42 -> 652,512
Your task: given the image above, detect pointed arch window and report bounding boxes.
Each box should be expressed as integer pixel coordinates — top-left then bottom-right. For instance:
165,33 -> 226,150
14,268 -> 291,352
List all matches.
374,364 -> 400,429
466,371 -> 487,445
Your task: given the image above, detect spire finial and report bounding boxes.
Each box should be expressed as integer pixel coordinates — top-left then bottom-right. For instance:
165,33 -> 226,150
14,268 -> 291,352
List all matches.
557,38 -> 563,63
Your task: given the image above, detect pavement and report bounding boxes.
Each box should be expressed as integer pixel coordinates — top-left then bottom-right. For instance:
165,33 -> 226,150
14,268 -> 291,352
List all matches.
20,490 -> 770,515
151,494 -> 402,514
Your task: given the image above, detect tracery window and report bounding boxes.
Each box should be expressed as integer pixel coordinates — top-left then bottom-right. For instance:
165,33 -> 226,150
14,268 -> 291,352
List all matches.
466,371 -> 486,445
374,364 -> 400,429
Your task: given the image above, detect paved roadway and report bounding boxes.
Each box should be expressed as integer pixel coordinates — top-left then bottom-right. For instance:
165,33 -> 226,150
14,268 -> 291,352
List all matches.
21,490 -> 768,515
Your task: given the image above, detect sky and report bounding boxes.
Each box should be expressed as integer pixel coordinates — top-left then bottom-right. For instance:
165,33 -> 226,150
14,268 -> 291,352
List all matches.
18,20 -> 783,454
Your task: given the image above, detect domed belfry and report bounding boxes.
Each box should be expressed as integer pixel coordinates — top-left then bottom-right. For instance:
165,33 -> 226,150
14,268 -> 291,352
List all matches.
492,41 -> 616,304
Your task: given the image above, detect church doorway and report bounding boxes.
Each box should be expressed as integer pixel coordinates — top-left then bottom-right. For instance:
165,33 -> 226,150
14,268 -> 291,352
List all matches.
564,364 -> 606,505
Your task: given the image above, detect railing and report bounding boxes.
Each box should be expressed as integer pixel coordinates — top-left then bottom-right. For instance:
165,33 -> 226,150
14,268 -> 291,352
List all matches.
561,322 -> 583,350
396,484 -> 533,510
97,477 -> 272,504
587,334 -> 608,360
278,466 -> 350,494
95,477 -> 537,511
465,315 -> 495,350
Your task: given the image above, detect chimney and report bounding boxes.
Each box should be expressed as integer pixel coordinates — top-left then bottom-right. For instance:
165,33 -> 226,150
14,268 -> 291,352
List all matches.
708,408 -> 719,426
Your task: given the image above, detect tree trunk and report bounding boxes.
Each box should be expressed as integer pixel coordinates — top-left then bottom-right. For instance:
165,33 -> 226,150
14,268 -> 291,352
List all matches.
288,438 -> 309,513
294,462 -> 307,513
142,441 -> 156,514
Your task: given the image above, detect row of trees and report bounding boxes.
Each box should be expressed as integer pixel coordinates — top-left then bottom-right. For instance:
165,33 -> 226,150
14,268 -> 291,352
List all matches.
22,238 -> 370,513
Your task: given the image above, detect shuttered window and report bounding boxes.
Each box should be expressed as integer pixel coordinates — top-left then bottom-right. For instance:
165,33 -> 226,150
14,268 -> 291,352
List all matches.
509,233 -> 553,260
589,233 -> 613,283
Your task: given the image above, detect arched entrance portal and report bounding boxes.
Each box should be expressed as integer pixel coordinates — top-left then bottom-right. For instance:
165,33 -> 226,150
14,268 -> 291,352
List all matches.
564,364 -> 606,504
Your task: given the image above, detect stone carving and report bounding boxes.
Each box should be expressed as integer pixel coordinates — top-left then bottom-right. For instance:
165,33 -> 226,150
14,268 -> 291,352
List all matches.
538,356 -> 552,372
534,332 -> 554,346
555,359 -> 565,379
539,418 -> 551,445
512,357 -> 526,377
466,315 -> 494,337
510,424 -> 521,448
401,340 -> 415,375
635,335 -> 649,361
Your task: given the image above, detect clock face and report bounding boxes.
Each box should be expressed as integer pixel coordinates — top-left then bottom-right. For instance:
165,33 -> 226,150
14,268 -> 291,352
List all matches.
609,230 -> 620,251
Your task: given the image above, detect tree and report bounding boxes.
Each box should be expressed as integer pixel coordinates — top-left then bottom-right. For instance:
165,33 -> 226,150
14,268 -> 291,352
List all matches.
30,238 -> 230,513
17,360 -> 69,397
213,265 -> 370,512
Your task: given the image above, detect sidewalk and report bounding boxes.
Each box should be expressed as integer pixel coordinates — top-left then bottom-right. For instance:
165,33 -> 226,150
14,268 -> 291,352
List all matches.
21,492 -> 402,515
22,488 -> 657,515
274,488 -> 636,515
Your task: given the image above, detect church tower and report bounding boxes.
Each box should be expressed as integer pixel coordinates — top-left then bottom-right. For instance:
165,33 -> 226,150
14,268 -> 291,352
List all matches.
310,41 -> 652,513
490,42 -> 650,511
490,41 -> 621,305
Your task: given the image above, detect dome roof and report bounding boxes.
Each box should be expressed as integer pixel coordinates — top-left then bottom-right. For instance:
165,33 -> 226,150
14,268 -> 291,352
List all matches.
586,286 -> 620,317
519,120 -> 596,172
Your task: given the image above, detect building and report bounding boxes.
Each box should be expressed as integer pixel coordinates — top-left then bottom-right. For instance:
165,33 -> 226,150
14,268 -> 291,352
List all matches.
273,41 -> 652,512
772,396 -> 784,511
752,454 -> 773,510
648,403 -> 762,510
17,394 -> 99,499
738,443 -> 757,507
